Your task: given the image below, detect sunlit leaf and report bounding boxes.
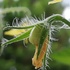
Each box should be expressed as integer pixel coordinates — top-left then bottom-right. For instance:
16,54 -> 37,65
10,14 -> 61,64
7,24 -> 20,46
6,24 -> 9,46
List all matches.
48,0 -> 62,5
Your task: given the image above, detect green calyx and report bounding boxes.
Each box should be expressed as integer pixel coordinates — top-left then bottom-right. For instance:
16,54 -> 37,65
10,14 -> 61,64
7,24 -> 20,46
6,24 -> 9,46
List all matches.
29,23 -> 48,57
29,23 -> 47,46
29,24 -> 43,46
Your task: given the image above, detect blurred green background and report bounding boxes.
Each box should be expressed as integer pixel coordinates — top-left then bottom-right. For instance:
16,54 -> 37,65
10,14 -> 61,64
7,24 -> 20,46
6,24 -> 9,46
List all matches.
0,0 -> 70,70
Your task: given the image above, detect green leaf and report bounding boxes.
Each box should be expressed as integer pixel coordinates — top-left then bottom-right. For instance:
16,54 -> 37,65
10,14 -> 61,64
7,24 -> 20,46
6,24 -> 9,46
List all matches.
4,25 -> 35,30
43,54 -> 47,70
1,7 -> 31,16
37,24 -> 48,58
2,29 -> 32,46
0,29 -> 32,55
46,14 -> 70,26
51,47 -> 70,65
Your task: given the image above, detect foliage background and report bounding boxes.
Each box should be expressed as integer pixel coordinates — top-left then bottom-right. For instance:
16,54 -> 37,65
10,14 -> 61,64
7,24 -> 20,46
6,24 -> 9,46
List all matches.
0,0 -> 70,70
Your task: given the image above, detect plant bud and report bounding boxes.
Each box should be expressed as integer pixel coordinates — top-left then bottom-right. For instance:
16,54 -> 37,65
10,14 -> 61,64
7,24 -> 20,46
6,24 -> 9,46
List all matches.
29,24 -> 44,46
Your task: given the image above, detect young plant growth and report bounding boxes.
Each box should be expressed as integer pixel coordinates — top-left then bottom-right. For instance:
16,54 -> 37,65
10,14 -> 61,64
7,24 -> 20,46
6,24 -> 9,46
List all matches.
1,0 -> 70,70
